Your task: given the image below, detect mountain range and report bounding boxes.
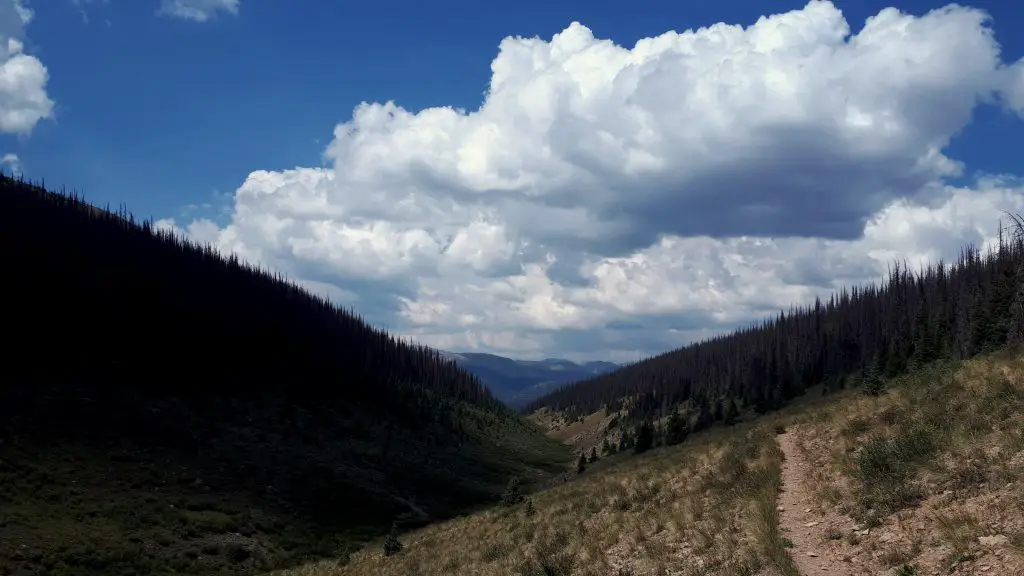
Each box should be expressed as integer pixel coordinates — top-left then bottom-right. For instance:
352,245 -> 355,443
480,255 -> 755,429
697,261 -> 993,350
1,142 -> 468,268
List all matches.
440,352 -> 619,408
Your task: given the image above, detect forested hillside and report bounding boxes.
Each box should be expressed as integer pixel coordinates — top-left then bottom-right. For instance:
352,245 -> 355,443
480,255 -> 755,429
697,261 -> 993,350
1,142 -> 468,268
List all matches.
528,218 -> 1024,430
0,174 -> 569,575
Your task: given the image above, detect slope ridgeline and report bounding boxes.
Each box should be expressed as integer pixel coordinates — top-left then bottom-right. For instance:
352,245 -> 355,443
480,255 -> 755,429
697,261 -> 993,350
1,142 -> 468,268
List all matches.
527,220 -> 1024,430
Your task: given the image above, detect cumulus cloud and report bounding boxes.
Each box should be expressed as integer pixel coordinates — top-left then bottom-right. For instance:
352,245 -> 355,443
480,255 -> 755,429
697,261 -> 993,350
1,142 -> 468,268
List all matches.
1002,58 -> 1024,116
1,151 -> 21,175
168,1 -> 1024,360
158,0 -> 238,22
0,0 -> 53,134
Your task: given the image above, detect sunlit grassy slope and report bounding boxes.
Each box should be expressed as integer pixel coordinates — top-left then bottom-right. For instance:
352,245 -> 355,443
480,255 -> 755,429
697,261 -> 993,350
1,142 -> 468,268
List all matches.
270,349 -> 1024,576
273,426 -> 795,576
783,349 -> 1024,574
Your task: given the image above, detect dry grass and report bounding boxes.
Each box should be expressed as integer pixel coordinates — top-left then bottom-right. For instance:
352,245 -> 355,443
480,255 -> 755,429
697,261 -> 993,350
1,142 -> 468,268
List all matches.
268,351 -> 1024,576
267,423 -> 796,576
533,408 -> 614,452
788,350 -> 1024,574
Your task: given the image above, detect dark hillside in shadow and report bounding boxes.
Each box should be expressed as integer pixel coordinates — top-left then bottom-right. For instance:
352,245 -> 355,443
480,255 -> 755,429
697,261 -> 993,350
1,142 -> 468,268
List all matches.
0,174 -> 569,575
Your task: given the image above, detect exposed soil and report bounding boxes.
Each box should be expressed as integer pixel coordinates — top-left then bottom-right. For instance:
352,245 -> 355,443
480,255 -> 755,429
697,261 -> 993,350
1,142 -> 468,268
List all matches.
777,431 -> 865,576
777,427 -> 1024,576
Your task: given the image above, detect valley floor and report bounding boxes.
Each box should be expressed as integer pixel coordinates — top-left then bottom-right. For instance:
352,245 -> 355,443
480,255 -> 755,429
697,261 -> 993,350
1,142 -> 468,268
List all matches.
269,350 -> 1024,576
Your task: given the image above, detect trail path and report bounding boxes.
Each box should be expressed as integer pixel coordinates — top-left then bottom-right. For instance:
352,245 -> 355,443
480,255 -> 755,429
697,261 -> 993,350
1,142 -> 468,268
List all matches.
776,431 -> 866,576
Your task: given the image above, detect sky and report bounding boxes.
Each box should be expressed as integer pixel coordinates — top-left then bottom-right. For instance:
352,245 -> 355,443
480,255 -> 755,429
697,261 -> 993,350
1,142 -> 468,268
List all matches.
3,0 -> 1024,363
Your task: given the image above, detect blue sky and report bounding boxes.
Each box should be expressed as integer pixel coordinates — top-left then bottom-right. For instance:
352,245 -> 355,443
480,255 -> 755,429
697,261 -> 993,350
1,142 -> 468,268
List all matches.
3,0 -> 1024,361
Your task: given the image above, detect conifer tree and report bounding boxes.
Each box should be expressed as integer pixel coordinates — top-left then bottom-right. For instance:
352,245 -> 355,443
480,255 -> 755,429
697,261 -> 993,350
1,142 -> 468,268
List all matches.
664,406 -> 688,446
383,522 -> 403,556
652,420 -> 664,447
633,421 -> 654,454
523,498 -> 536,517
588,446 -> 598,464
693,399 -> 714,432
863,359 -> 885,397
987,250 -> 1016,349
910,303 -> 935,369
576,452 -> 587,474
618,429 -> 632,452
722,398 -> 739,426
500,476 -> 525,507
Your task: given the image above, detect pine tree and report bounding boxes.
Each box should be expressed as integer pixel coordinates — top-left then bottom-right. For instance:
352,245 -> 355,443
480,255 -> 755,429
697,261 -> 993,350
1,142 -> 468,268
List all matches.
664,406 -> 688,445
987,249 -> 1016,349
500,476 -> 525,507
634,421 -> 654,454
576,452 -> 587,474
588,446 -> 598,464
910,303 -> 935,369
1006,214 -> 1024,344
884,336 -> 907,378
383,522 -> 403,556
653,420 -> 664,447
722,398 -> 739,426
523,498 -> 536,517
618,429 -> 632,452
693,399 -> 714,432
969,285 -> 992,356
863,359 -> 885,397
601,436 -> 613,455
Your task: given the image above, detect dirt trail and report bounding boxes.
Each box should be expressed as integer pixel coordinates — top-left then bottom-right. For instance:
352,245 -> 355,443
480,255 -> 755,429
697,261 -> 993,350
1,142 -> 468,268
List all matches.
776,431 -> 866,576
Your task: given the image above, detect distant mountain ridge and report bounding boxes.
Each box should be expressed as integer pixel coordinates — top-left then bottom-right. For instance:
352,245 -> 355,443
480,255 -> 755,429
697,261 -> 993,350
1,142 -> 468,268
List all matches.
441,352 -> 619,408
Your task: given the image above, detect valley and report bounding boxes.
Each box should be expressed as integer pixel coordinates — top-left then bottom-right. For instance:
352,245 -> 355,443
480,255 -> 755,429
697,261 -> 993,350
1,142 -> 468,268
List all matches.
3,166 -> 1024,575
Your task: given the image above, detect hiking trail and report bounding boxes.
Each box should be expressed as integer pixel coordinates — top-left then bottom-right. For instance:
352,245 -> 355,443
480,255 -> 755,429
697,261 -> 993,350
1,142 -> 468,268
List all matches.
776,430 -> 865,576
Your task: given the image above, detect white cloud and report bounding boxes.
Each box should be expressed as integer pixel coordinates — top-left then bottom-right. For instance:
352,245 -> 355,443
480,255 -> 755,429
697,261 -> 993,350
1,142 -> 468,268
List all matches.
1,151 -> 20,175
0,0 -> 53,134
158,0 -> 238,22
170,1 -> 1024,360
1002,57 -> 1024,116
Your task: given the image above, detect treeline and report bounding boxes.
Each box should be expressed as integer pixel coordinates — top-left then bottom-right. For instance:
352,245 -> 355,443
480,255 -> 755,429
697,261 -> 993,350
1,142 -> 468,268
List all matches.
527,218 -> 1024,427
1,173 -> 500,427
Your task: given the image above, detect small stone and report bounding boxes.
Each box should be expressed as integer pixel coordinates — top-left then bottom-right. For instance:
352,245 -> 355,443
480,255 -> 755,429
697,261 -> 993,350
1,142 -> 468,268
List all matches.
805,508 -> 813,512
806,552 -> 818,557
805,521 -> 821,527
978,535 -> 1008,547
980,566 -> 991,572
778,506 -> 785,511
